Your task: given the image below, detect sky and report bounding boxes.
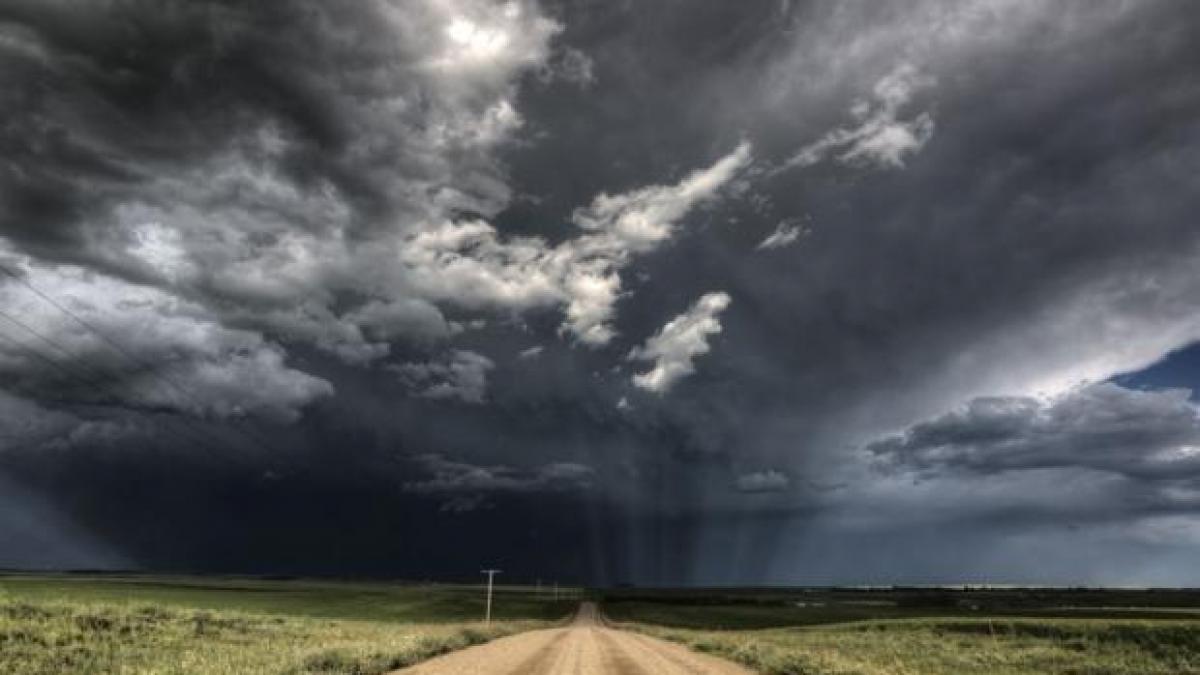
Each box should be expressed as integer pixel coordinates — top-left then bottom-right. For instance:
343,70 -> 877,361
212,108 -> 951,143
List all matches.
1,0 -> 1200,586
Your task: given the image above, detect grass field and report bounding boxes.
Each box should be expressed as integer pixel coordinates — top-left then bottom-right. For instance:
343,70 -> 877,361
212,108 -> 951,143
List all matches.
7,575 -> 1200,674
0,573 -> 576,674
604,588 -> 1200,675
0,574 -> 573,623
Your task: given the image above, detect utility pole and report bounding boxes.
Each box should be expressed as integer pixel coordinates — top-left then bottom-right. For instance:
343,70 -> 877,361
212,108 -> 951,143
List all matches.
481,569 -> 502,624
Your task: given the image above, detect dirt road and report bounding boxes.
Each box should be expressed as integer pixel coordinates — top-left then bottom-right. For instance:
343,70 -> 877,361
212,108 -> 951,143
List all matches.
394,602 -> 752,675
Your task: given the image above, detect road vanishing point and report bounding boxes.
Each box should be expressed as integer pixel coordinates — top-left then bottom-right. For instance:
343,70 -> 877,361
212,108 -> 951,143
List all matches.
395,602 -> 752,675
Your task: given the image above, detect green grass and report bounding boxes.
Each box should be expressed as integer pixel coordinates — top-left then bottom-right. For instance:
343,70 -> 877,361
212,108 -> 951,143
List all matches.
605,594 -> 1200,675
0,574 -> 574,623
0,574 -> 577,674
618,618 -> 1200,675
603,600 -> 903,630
601,587 -> 1200,630
603,599 -> 1200,631
0,599 -> 546,675
10,576 -> 1200,674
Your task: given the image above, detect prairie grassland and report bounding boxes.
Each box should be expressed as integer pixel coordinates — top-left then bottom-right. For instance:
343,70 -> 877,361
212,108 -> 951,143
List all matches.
601,588 -> 1200,630
0,575 -> 574,674
0,599 -> 548,674
0,574 -> 572,623
615,616 -> 1200,675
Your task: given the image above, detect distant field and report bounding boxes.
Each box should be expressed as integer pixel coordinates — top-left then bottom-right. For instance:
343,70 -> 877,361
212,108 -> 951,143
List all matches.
8,576 -> 1200,674
0,574 -> 576,674
603,588 -> 1200,675
0,573 -> 573,623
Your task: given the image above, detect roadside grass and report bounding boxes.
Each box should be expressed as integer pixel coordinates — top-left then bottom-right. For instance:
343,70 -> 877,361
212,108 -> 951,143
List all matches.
609,606 -> 1200,675
0,599 -> 547,674
0,575 -> 576,674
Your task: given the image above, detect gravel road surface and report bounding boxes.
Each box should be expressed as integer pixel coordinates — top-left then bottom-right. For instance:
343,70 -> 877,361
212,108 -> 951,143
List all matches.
394,602 -> 752,675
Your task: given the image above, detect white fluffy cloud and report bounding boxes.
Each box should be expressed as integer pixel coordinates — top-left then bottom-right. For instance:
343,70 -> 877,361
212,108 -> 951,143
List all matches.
560,142 -> 750,344
629,292 -> 732,394
390,350 -> 495,404
757,219 -> 806,250
518,345 -> 544,359
571,142 -> 752,254
398,143 -> 753,346
782,63 -> 935,171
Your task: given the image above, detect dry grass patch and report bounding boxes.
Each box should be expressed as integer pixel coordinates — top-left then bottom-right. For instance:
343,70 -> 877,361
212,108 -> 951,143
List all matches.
0,599 -> 546,675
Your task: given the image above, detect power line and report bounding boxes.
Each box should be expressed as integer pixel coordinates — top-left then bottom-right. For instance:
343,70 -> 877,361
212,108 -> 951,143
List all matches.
0,263 -> 287,457
0,320 -> 246,463
0,281 -> 267,466
0,327 -> 100,395
0,264 -> 171,381
0,305 -> 142,404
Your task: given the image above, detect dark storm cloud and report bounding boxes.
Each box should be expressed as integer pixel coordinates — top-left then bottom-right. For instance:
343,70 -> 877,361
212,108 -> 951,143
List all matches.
0,0 -> 576,373
869,383 -> 1200,484
510,0 -> 1200,582
0,0 -> 527,248
733,469 -> 790,494
0,261 -> 334,422
0,1 -> 343,245
389,350 -> 496,404
583,0 -> 1200,475
403,453 -> 594,512
0,442 -> 603,579
4,0 -> 1200,585
0,473 -> 128,570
